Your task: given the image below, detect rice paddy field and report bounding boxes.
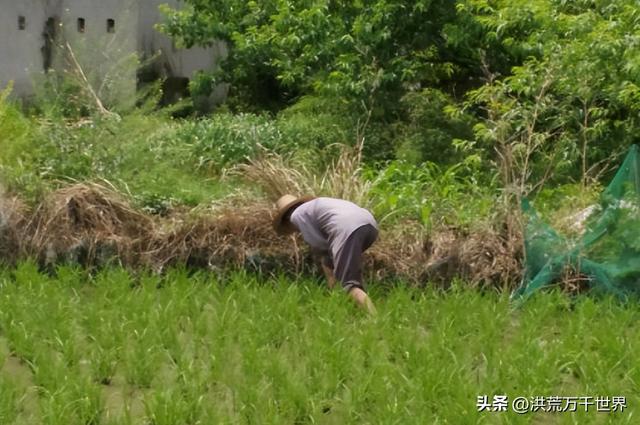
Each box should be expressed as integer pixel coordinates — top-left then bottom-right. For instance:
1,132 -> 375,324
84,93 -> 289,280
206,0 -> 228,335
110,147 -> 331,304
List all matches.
0,262 -> 637,425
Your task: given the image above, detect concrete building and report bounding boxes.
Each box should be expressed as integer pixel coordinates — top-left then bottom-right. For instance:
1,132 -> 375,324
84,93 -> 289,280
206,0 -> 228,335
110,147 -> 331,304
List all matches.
0,0 -> 226,105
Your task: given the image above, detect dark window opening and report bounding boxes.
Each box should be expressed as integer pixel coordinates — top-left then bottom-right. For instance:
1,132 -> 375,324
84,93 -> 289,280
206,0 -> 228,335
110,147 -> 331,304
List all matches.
107,18 -> 115,33
43,17 -> 57,72
18,16 -> 26,30
77,17 -> 85,33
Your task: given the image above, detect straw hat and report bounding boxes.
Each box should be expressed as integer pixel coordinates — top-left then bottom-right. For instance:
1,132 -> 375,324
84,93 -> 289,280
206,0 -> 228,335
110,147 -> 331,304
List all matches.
272,194 -> 315,233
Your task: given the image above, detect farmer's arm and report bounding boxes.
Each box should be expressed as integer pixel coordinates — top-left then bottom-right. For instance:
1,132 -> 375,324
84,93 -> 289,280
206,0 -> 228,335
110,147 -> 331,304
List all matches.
311,249 -> 336,289
321,259 -> 336,289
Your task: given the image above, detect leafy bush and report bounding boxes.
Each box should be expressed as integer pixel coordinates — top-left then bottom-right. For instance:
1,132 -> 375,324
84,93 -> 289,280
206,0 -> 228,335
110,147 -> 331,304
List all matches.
276,97 -> 351,148
177,113 -> 283,174
367,158 -> 495,228
0,84 -> 39,192
180,103 -> 391,175
464,0 -> 640,193
0,106 -> 238,206
394,88 -> 476,164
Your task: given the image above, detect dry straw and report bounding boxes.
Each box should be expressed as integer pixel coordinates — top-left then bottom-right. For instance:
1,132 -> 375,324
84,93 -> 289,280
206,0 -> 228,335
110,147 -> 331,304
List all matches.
0,172 -> 523,287
24,182 -> 153,267
148,202 -> 303,273
0,184 -> 28,265
235,141 -> 372,207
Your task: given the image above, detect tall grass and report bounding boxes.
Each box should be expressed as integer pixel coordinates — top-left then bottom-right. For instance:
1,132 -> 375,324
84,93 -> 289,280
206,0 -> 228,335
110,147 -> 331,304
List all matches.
236,141 -> 372,206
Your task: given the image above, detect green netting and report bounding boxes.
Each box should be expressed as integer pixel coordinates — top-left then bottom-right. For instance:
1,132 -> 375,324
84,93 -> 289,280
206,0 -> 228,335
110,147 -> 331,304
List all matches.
514,144 -> 640,300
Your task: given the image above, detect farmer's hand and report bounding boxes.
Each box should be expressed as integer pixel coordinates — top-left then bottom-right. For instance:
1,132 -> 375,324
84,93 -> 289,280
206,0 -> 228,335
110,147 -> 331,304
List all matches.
313,250 -> 335,290
349,288 -> 377,315
321,262 -> 336,290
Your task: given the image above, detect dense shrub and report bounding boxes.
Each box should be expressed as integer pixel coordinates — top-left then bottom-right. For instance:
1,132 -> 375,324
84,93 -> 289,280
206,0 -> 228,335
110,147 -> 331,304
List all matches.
366,158 -> 495,228
178,100 -> 397,174
394,88 -> 476,164
177,113 -> 284,173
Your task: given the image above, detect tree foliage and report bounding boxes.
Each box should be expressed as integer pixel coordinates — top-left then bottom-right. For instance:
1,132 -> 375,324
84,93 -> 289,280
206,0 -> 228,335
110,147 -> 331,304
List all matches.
464,0 -> 640,191
161,0 -> 640,187
160,0 -> 467,114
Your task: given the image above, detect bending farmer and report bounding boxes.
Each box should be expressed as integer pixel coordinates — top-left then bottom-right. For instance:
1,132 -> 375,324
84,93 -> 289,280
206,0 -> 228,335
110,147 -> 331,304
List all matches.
273,195 -> 378,314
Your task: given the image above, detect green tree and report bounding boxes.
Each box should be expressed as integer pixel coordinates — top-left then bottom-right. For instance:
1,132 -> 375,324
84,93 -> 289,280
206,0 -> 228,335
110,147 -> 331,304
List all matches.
464,0 -> 640,193
160,0 -> 467,115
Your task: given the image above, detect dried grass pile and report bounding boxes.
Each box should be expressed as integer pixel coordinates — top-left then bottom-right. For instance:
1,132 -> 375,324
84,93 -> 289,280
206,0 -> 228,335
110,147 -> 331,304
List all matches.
149,203 -> 308,273
364,222 -> 430,283
365,223 -> 522,288
459,227 -> 523,287
0,179 -> 524,288
0,189 -> 28,265
24,183 -> 154,267
235,142 -> 372,206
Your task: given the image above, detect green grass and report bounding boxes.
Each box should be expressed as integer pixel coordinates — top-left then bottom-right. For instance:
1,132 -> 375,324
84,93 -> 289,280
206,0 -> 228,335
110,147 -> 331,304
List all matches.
0,263 -> 635,424
0,98 -> 496,228
0,109 -> 249,208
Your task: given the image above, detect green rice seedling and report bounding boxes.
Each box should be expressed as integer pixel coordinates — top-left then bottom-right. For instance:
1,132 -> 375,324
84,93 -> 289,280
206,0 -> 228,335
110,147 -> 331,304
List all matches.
90,266 -> 135,301
146,286 -> 193,366
70,378 -> 104,425
20,271 -> 84,368
11,260 -> 44,289
53,264 -> 87,289
3,320 -> 38,364
0,262 -> 48,363
30,347 -> 69,395
0,376 -> 23,424
39,377 -> 104,425
157,322 -> 189,368
2,263 -> 640,424
51,327 -> 82,368
155,270 -> 212,365
82,299 -> 127,361
0,340 -> 7,372
38,375 -> 105,425
143,386 -> 204,425
122,329 -> 163,389
89,344 -> 119,385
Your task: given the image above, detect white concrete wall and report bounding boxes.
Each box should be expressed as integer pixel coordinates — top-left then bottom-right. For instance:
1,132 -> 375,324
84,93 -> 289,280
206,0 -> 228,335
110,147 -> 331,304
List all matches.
59,0 -> 138,107
0,0 -> 50,96
0,0 -> 227,104
139,0 -> 227,79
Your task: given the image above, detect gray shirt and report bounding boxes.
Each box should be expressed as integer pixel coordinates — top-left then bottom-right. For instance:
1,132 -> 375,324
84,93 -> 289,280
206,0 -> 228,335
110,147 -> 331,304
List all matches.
290,197 -> 377,259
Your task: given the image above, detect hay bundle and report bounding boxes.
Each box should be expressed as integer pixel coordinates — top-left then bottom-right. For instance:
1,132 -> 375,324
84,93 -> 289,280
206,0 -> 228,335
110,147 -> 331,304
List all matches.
0,192 -> 28,265
459,227 -> 523,288
366,223 -> 523,288
25,183 -> 154,267
149,204 -> 307,273
235,144 -> 372,207
365,222 -> 430,284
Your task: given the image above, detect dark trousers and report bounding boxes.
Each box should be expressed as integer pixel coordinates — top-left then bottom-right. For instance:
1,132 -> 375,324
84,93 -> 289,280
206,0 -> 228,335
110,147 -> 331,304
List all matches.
333,224 -> 378,293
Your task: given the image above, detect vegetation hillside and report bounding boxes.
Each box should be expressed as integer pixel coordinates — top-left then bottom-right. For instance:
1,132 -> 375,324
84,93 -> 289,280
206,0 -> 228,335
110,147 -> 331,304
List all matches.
1,0 -> 638,286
